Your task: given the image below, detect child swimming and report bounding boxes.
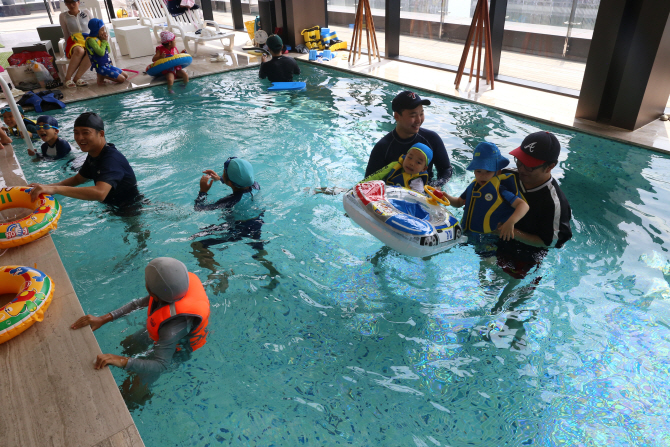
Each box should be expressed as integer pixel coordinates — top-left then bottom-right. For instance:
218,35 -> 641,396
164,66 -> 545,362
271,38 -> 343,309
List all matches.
35,116 -> 72,159
1,105 -> 38,155
85,18 -> 128,86
153,31 -> 189,93
361,142 -> 433,193
444,142 -> 529,241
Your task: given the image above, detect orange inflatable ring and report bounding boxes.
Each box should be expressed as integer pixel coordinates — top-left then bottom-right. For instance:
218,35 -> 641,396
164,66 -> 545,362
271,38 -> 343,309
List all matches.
0,187 -> 61,249
0,266 -> 54,344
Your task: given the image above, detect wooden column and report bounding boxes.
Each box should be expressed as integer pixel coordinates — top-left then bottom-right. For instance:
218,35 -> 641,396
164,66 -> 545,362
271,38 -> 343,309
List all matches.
283,0 -> 326,48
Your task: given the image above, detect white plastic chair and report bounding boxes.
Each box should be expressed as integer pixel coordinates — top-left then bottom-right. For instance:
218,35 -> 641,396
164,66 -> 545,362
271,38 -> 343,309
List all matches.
159,1 -> 235,55
132,0 -> 169,42
55,0 -> 118,80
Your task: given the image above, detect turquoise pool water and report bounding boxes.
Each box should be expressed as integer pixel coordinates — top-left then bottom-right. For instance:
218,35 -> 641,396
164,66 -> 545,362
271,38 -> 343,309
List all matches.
13,64 -> 670,446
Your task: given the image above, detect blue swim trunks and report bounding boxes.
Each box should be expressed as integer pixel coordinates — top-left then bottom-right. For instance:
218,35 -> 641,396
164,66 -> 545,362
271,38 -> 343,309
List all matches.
97,65 -> 123,79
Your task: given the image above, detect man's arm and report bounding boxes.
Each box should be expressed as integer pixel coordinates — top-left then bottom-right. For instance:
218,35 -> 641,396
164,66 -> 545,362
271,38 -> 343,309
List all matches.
292,58 -> 301,75
29,173 -> 112,202
364,139 -> 390,178
258,60 -> 268,79
427,137 -> 452,187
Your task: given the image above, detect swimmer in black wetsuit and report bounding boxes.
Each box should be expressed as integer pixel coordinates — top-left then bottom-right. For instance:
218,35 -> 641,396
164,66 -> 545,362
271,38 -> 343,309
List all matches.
191,157 -> 279,293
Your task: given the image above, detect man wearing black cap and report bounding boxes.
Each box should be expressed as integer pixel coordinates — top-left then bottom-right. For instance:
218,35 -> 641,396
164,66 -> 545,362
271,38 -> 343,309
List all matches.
504,131 -> 572,251
28,112 -> 139,206
365,90 -> 453,187
259,35 -> 300,83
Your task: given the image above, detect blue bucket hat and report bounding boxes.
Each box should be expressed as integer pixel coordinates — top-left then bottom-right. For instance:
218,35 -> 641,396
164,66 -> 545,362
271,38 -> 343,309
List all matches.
37,115 -> 59,129
467,142 -> 509,172
225,157 -> 255,188
87,18 -> 104,38
408,142 -> 433,165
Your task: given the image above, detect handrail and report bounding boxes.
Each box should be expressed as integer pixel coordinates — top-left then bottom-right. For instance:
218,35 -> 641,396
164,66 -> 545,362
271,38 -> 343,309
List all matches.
0,76 -> 36,155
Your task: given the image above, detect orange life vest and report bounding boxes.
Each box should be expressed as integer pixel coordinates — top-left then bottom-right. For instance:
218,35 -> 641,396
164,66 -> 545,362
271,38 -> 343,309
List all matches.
146,272 -> 210,351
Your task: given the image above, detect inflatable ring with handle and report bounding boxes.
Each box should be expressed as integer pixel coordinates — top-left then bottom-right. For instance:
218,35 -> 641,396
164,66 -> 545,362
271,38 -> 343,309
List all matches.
424,185 -> 450,206
146,53 -> 193,77
0,187 -> 61,249
0,266 -> 54,344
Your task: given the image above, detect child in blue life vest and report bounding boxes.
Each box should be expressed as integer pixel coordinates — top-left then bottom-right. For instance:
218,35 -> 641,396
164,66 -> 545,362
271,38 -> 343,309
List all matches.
35,115 -> 72,159
361,142 -> 433,193
444,142 -> 529,241
85,18 -> 128,86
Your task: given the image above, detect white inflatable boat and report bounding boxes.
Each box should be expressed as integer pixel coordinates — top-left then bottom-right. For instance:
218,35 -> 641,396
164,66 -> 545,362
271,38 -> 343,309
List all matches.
343,181 -> 466,257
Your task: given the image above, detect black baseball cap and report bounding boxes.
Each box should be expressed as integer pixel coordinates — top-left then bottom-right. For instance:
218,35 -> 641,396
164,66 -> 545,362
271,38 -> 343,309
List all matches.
510,131 -> 560,168
391,91 -> 431,113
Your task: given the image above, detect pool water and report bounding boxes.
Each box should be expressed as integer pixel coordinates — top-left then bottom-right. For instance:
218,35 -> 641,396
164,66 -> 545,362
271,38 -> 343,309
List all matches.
13,64 -> 670,446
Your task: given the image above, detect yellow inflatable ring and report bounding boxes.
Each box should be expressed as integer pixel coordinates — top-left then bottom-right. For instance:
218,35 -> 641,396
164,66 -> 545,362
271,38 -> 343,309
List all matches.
0,187 -> 62,249
0,266 -> 54,344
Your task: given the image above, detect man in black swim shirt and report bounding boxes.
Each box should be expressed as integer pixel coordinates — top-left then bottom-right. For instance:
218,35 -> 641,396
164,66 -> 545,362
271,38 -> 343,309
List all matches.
28,112 -> 139,206
258,35 -> 301,83
365,91 -> 453,188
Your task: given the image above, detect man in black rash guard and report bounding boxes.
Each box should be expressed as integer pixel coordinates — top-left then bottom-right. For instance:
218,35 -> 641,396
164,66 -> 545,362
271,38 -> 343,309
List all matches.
365,91 -> 453,188
484,131 -> 572,350
28,112 -> 140,207
191,157 -> 279,293
258,35 -> 300,83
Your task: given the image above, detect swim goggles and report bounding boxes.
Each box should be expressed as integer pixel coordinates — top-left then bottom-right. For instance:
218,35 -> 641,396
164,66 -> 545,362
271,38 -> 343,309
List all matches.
0,106 -> 13,115
36,124 -> 59,130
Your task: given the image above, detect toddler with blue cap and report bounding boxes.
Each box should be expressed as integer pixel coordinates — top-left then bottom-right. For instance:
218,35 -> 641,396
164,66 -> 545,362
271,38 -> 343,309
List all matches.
1,104 -> 39,146
35,115 -> 72,159
85,18 -> 128,86
444,142 -> 529,240
361,142 -> 433,193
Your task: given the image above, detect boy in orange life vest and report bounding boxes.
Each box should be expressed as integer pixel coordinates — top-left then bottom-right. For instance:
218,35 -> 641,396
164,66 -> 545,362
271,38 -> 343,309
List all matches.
71,257 -> 210,380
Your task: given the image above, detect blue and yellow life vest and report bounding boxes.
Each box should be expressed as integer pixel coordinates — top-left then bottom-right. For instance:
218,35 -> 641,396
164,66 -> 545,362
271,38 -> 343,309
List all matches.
8,118 -> 38,139
85,37 -> 112,69
461,173 -> 524,234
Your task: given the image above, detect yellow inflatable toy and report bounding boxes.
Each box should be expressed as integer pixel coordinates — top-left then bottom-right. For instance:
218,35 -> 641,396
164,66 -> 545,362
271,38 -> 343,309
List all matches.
0,266 -> 54,344
0,187 -> 61,249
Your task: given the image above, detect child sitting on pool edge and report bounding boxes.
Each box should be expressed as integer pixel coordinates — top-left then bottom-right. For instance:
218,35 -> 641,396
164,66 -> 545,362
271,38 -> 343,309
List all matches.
35,116 -> 72,160
361,143 -> 433,194
85,18 -> 128,86
444,142 -> 529,241
153,31 -> 189,93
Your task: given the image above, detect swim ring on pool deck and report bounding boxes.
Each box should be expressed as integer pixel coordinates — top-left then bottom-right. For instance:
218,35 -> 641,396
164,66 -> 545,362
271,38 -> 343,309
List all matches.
0,187 -> 62,249
0,266 -> 54,344
146,53 -> 193,76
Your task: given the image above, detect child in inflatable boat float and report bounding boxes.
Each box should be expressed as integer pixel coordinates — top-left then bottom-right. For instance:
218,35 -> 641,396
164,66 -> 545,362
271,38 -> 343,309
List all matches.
444,142 -> 529,241
153,31 -> 190,93
361,142 -> 433,194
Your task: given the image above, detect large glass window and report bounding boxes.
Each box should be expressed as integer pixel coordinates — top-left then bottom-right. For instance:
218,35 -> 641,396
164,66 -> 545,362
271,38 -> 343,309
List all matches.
326,0 -> 385,55
211,0 -> 236,29
398,0 -> 476,67
498,0 -> 600,91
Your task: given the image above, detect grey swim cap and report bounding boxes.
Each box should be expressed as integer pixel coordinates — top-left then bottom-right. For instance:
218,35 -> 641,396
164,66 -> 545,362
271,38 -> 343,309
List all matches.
145,257 -> 189,303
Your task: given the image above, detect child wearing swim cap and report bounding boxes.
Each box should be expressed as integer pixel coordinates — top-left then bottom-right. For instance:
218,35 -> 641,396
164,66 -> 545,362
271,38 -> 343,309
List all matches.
0,105 -> 39,151
85,18 -> 128,86
361,142 -> 433,193
152,31 -> 189,93
444,142 -> 529,241
35,115 -> 72,159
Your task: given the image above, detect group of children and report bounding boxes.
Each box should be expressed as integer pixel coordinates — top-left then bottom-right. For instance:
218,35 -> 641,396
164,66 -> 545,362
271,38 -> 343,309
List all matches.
361,140 -> 529,240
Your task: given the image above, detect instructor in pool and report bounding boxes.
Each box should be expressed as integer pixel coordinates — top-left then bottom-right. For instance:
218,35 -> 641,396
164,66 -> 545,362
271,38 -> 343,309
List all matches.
28,112 -> 139,206
365,90 -> 453,188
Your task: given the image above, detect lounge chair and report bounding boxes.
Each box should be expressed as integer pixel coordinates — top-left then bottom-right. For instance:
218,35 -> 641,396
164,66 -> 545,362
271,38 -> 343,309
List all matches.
131,0 -> 169,43
159,2 -> 235,55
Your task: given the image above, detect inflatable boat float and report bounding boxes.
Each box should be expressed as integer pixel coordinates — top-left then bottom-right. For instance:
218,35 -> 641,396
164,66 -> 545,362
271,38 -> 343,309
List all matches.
343,181 -> 466,257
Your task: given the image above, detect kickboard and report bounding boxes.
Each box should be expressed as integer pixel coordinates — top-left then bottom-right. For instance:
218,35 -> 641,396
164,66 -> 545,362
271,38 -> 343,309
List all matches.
268,82 -> 306,91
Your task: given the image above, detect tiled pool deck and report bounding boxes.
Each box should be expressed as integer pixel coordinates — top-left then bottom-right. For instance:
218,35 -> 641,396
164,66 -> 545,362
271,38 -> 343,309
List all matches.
1,30 -> 669,446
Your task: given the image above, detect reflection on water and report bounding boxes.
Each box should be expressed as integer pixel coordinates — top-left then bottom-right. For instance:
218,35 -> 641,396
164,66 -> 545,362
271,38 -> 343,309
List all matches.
13,64 -> 670,446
